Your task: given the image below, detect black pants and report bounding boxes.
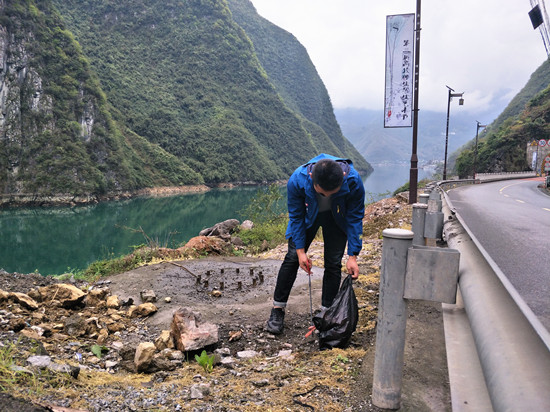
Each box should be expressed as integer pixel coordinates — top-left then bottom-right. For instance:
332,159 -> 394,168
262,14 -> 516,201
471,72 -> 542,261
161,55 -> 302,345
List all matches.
273,211 -> 347,308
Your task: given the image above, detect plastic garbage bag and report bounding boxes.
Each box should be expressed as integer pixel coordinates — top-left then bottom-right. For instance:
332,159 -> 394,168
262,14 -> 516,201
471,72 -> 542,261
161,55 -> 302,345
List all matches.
312,275 -> 358,350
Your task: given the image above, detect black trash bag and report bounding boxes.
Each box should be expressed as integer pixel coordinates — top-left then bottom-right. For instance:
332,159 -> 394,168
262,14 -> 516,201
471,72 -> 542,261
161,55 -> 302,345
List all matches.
312,275 -> 358,350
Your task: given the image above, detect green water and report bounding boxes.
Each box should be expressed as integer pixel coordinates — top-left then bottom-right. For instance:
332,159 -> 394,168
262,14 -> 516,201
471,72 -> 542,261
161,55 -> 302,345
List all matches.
0,187 -> 259,276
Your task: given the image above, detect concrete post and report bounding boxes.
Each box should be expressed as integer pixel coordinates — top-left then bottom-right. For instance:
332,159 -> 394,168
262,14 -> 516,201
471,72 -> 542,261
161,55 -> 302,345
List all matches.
372,228 -> 414,410
411,203 -> 428,246
418,193 -> 429,204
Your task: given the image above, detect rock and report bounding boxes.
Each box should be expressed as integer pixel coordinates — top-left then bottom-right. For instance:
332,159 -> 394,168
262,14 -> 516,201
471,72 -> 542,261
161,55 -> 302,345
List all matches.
106,295 -> 121,308
8,292 -> 39,310
190,383 -> 211,399
134,342 -> 156,372
179,236 -> 229,256
171,308 -> 219,352
240,220 -> 254,230
64,313 -> 86,337
199,219 -> 240,238
128,302 -> 158,318
220,356 -> 236,368
26,355 -> 51,369
140,289 -> 157,303
48,362 -> 80,378
236,350 -> 259,359
84,288 -> 109,307
154,330 -> 174,350
34,284 -> 86,308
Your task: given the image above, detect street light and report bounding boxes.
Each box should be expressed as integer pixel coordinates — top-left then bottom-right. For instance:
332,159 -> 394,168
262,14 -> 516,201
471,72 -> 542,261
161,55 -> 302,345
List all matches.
443,85 -> 464,180
473,121 -> 487,179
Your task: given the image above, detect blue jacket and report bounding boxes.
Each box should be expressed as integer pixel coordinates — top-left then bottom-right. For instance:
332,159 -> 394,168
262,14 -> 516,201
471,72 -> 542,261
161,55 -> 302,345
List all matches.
285,154 -> 365,256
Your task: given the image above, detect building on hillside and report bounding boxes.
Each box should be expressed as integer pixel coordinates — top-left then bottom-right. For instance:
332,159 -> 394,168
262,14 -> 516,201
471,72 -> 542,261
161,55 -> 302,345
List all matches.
526,140 -> 550,175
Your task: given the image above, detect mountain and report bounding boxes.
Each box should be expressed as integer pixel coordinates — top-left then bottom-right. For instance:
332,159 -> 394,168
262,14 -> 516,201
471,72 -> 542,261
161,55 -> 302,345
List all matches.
454,58 -> 550,177
336,107 -> 503,166
226,0 -> 370,173
0,0 -> 203,197
51,0 -> 371,182
0,0 -> 370,200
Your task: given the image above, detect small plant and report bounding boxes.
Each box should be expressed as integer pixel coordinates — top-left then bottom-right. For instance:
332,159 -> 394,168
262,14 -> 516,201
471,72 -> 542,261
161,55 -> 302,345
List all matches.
195,350 -> 215,373
91,344 -> 109,359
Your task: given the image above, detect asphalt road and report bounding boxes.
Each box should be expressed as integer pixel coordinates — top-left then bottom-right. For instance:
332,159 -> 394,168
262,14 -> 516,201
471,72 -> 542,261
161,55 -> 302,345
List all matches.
447,178 -> 550,331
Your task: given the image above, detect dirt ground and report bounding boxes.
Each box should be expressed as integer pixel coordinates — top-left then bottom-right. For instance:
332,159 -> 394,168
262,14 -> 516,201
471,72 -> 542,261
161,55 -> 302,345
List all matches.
0,196 -> 451,411
103,256 -> 451,411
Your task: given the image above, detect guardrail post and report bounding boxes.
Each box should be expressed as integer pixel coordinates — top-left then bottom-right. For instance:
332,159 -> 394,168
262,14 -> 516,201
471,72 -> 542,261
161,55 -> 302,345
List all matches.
372,228 -> 414,410
412,203 -> 428,246
418,193 -> 429,204
424,191 -> 444,245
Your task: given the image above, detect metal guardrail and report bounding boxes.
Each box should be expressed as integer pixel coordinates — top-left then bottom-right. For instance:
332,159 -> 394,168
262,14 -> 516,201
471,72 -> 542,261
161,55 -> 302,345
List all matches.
437,176 -> 550,411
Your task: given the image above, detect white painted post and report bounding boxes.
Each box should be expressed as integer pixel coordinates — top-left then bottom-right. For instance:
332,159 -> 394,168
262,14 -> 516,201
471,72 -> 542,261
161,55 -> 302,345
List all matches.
372,228 -> 414,409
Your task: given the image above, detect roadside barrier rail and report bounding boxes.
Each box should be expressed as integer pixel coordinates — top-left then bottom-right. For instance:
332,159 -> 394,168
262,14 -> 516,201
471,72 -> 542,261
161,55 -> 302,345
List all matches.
439,178 -> 550,411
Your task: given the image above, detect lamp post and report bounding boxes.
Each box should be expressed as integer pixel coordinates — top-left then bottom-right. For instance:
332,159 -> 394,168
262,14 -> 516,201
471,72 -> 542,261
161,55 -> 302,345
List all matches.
473,121 -> 486,179
443,86 -> 464,180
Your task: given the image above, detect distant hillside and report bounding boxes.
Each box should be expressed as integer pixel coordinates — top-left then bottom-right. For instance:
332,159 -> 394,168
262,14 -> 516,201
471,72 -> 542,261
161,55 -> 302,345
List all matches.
455,58 -> 550,177
226,0 -> 370,173
0,0 -> 202,197
336,108 -> 500,165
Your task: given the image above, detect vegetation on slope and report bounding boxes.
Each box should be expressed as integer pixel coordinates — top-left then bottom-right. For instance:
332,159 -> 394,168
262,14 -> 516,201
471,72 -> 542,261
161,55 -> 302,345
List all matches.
0,0 -> 202,196
53,0 -> 370,184
455,59 -> 550,177
226,0 -> 372,174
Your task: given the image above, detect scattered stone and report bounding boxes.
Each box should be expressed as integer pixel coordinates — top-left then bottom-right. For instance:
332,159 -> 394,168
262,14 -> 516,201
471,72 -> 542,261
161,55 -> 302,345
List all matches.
140,289 -> 157,303
236,350 -> 259,359
128,302 -> 158,318
154,330 -> 174,350
134,342 -> 156,372
106,295 -> 121,308
8,291 -> 39,310
171,308 -> 219,352
190,383 -> 211,399
30,284 -> 86,308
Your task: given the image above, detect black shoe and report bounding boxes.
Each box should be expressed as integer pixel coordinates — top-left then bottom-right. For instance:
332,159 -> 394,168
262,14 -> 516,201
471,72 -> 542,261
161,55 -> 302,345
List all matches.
266,307 -> 285,334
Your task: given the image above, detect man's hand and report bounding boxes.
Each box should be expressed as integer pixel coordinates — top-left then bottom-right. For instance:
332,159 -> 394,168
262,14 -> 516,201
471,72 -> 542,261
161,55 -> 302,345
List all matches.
346,255 -> 359,279
296,248 -> 312,275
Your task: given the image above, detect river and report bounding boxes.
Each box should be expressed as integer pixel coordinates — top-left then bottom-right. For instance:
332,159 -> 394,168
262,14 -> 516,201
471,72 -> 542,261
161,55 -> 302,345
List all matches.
0,163 -> 432,276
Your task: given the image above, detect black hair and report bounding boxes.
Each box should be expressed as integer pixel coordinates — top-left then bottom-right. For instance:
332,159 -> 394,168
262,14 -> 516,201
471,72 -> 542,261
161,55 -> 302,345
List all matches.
312,159 -> 343,191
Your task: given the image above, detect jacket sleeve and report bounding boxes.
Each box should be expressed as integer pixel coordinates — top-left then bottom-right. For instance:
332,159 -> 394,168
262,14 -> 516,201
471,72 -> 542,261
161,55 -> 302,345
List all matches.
286,173 -> 308,250
345,175 -> 365,256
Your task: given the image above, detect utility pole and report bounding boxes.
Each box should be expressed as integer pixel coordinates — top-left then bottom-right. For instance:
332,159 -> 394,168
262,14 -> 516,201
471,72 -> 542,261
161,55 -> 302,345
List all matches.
409,0 -> 421,204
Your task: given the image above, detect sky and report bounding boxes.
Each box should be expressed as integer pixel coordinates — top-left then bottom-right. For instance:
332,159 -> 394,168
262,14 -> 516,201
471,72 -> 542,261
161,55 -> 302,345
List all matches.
249,0 -> 548,114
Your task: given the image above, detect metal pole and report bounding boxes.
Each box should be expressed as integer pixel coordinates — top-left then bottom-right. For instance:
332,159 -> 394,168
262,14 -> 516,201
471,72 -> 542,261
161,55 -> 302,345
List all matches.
473,121 -> 486,179
372,228 -> 414,409
411,203 -> 428,246
443,87 -> 452,180
409,0 -> 421,204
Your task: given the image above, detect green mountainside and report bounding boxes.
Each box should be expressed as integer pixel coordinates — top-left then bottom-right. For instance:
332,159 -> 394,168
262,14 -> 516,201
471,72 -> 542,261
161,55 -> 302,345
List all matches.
226,0 -> 370,172
0,0 -> 370,199
51,0 -> 371,183
454,58 -> 550,177
0,0 -> 202,197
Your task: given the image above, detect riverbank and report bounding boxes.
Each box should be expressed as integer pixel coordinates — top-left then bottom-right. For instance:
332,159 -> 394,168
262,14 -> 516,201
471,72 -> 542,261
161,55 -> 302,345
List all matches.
0,195 -> 451,411
0,185 -> 212,208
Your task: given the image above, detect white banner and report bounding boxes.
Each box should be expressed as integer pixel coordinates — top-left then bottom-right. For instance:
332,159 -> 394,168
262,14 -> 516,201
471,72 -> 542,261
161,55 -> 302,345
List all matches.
384,13 -> 415,128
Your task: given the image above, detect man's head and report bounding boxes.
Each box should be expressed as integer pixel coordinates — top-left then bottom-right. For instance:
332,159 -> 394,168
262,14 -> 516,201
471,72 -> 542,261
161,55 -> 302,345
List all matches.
311,159 -> 343,195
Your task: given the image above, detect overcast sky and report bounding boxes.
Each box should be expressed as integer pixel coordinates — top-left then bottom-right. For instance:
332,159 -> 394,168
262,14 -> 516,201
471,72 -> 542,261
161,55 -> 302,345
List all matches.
249,0 -> 548,114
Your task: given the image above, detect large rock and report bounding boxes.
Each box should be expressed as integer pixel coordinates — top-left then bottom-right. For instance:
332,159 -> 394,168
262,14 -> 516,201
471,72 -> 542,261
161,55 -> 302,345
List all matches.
8,292 -> 39,310
178,236 -> 229,256
31,284 -> 86,308
134,342 -> 156,372
199,218 -> 240,239
171,308 -> 218,352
